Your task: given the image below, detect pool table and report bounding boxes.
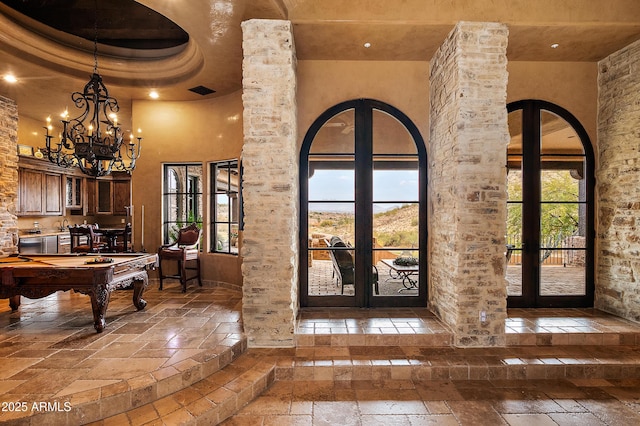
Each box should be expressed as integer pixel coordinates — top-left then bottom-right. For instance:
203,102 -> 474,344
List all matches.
0,253 -> 158,332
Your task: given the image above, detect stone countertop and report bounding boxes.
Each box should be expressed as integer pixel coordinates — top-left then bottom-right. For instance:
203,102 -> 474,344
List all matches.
19,230 -> 69,238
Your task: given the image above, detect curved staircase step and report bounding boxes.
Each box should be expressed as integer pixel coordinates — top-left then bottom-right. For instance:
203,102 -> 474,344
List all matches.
93,350 -> 276,426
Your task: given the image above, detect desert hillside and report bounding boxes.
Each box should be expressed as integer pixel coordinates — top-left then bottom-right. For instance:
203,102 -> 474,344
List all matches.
309,204 -> 419,247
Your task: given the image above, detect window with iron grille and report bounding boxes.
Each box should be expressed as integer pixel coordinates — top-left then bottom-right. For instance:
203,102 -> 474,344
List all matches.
210,160 -> 240,254
162,163 -> 203,244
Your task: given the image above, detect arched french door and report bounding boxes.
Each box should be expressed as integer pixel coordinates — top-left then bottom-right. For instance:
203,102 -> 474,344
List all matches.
507,100 -> 594,308
300,99 -> 427,308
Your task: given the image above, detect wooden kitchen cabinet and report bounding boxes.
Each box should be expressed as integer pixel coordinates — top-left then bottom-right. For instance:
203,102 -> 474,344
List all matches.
85,178 -> 96,215
97,180 -> 112,214
65,175 -> 83,209
18,156 -> 131,217
18,167 -> 63,216
113,178 -> 131,215
94,172 -> 131,215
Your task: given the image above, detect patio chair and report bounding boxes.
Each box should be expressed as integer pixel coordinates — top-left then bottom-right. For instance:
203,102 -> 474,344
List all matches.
326,236 -> 379,295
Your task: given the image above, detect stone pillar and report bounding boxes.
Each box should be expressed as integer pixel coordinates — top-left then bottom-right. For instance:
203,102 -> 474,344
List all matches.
428,22 -> 509,347
241,20 -> 298,347
596,39 -> 640,322
0,96 -> 19,256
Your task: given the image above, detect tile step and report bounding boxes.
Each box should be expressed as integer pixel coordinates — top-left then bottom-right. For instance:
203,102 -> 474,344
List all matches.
296,331 -> 640,347
1,339 -> 248,426
96,350 -> 276,426
15,344 -> 640,425
273,345 -> 640,382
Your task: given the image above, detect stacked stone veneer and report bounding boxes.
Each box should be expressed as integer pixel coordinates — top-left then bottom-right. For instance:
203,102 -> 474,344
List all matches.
0,96 -> 19,256
429,22 -> 509,347
241,20 -> 298,347
596,38 -> 640,322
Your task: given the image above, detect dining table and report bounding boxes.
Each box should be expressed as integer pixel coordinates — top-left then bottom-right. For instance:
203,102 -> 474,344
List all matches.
95,226 -> 131,252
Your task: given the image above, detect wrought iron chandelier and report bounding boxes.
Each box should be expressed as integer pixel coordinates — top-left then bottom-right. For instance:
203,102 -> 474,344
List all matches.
42,0 -> 141,177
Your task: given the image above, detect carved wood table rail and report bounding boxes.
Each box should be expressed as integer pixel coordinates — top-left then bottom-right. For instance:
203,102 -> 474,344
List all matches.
0,253 -> 158,332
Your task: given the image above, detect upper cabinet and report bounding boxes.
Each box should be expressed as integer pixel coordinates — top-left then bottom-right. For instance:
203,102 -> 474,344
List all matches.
17,157 -> 131,217
17,160 -> 63,216
65,176 -> 83,209
95,172 -> 131,216
113,179 -> 131,215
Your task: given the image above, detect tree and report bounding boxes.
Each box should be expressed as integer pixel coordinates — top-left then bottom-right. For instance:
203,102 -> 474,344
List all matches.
507,169 -> 580,260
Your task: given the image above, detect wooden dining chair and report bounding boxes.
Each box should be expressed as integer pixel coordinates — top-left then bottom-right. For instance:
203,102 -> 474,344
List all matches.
111,223 -> 132,253
69,225 -> 107,253
157,223 -> 202,292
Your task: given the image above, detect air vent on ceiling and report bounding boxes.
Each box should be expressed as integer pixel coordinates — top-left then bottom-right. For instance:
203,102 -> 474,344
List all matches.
188,85 -> 216,96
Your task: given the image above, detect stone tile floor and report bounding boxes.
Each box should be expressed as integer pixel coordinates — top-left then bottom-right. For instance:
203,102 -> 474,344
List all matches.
223,378 -> 640,425
0,282 -> 243,424
1,282 -> 640,424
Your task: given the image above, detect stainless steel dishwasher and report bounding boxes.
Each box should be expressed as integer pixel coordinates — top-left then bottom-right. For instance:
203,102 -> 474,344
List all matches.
18,236 -> 41,254
19,235 -> 59,254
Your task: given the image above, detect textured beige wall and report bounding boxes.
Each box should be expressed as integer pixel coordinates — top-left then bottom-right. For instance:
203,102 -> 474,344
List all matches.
131,91 -> 244,286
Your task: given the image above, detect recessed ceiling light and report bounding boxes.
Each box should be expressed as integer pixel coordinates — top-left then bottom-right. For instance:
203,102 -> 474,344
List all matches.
363,42 -> 371,48
550,43 -> 559,49
149,90 -> 159,99
3,74 -> 17,83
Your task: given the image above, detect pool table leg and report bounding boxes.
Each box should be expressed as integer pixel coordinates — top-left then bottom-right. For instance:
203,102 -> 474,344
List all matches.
90,285 -> 110,333
132,275 -> 148,311
9,295 -> 20,312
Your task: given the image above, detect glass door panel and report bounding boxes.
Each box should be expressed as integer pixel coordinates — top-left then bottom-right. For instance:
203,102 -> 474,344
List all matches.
372,110 -> 417,155
307,153 -> 356,297
539,110 -> 587,300
309,167 -> 354,201
506,201 -> 523,297
540,111 -> 584,154
540,248 -> 586,296
372,202 -> 419,296
372,158 -> 420,297
507,100 -> 593,308
310,109 -> 355,154
506,126 -> 523,297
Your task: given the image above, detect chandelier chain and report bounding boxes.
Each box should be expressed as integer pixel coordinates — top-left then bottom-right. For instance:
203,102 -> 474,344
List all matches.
93,0 -> 98,74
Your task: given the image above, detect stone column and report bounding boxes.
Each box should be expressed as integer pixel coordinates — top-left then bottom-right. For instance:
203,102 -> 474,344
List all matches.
596,39 -> 640,322
241,20 -> 298,347
0,96 -> 19,256
429,22 -> 509,347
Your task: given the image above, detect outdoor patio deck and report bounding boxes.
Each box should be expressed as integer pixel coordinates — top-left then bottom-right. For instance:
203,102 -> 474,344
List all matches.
309,259 -> 586,297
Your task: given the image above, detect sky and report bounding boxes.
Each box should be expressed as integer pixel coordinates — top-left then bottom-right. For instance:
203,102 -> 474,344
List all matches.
308,169 -> 419,213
